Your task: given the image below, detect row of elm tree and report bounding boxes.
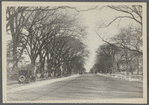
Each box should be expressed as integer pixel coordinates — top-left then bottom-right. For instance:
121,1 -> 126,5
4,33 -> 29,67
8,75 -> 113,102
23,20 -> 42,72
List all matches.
6,6 -> 88,80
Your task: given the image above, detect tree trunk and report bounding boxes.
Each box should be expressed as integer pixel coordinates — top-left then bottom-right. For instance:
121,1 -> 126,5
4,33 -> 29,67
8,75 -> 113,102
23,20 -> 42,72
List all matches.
47,54 -> 51,73
39,54 -> 43,71
125,49 -> 129,75
117,61 -> 120,72
12,36 -> 19,76
31,57 -> 35,65
137,56 -> 140,75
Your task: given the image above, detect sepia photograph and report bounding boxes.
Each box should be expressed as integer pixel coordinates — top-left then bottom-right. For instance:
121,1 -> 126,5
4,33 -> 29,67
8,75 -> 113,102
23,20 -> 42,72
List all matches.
2,2 -> 147,103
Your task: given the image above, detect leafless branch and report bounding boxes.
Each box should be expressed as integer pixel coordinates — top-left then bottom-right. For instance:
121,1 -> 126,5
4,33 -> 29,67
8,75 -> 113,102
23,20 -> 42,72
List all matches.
95,30 -> 142,54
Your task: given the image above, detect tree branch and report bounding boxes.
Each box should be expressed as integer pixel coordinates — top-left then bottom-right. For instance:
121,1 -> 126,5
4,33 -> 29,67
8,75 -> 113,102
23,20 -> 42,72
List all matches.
95,31 -> 142,54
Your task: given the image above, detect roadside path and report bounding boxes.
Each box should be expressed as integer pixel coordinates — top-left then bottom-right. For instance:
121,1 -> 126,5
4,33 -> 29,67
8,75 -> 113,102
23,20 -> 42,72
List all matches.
7,75 -> 79,93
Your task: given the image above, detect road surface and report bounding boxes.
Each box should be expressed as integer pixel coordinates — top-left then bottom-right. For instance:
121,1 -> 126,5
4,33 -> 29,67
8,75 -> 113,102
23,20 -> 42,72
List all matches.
7,74 -> 143,101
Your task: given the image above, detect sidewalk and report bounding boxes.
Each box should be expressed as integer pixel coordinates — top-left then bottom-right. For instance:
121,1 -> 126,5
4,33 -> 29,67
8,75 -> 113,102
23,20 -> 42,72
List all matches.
7,77 -> 51,85
7,75 -> 65,90
97,73 -> 143,82
7,75 -> 64,85
7,74 -> 79,93
7,81 -> 18,85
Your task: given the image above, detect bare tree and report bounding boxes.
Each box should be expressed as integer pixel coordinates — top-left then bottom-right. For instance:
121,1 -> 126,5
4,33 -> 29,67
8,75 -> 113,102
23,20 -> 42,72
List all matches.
96,5 -> 143,54
98,5 -> 142,28
6,7 -> 30,70
95,25 -> 142,75
110,26 -> 142,74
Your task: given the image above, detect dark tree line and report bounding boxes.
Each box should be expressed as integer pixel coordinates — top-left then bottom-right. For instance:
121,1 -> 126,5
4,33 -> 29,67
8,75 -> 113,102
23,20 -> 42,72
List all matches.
6,6 -> 88,77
